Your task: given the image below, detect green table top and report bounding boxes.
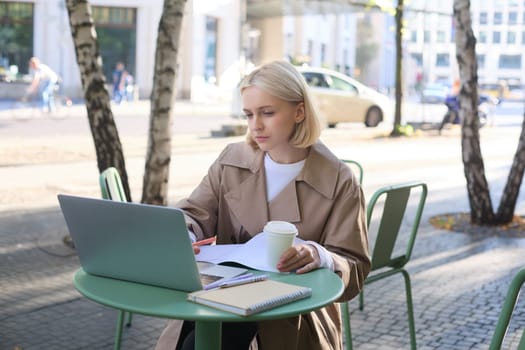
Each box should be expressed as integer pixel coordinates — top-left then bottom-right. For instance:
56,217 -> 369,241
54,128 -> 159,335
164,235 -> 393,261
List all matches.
73,267 -> 344,321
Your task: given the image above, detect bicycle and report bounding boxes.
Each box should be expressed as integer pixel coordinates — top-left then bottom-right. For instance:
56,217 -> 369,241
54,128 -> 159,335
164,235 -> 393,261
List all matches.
10,84 -> 72,121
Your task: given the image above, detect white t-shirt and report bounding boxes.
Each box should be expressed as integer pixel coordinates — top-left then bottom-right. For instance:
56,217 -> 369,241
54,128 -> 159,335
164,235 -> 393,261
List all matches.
32,64 -> 58,83
264,153 -> 334,271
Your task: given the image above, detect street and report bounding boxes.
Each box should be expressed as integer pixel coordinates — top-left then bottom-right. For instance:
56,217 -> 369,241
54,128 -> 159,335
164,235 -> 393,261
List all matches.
0,99 -> 523,213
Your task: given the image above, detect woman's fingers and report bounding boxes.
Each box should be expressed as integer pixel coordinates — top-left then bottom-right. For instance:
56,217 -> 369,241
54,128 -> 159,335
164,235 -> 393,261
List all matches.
277,244 -> 320,273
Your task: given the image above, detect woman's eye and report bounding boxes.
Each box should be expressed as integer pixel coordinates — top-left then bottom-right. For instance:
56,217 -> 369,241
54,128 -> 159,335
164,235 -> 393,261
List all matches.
244,113 -> 253,119
262,111 -> 274,116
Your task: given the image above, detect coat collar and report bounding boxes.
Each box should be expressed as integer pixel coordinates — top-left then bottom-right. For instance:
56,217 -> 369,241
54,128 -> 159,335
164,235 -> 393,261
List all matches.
220,141 -> 339,235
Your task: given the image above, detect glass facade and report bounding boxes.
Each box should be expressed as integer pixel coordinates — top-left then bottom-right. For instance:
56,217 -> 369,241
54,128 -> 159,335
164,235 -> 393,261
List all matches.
92,6 -> 137,84
0,1 -> 33,79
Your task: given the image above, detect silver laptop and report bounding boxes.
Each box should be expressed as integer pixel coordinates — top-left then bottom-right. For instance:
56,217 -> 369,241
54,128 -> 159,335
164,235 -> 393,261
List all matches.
57,194 -> 246,292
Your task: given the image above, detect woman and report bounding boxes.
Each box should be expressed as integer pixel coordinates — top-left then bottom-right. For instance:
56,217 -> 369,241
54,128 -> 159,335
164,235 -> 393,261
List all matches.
156,60 -> 370,350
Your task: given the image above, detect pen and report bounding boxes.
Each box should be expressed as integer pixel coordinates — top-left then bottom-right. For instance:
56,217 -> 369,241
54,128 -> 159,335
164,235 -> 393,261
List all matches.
192,236 -> 216,247
203,273 -> 255,290
219,274 -> 268,288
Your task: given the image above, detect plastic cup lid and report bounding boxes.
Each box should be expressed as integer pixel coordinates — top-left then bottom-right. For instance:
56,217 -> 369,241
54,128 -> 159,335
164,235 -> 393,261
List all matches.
263,221 -> 298,235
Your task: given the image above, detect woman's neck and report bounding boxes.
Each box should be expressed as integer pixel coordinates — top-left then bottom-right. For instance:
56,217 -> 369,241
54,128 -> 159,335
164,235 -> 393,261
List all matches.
267,146 -> 309,164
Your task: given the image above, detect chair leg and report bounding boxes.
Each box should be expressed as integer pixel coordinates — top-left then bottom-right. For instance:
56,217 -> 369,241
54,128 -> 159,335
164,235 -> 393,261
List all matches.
401,269 -> 417,350
340,303 -> 353,350
125,311 -> 133,327
358,289 -> 364,311
114,309 -> 125,350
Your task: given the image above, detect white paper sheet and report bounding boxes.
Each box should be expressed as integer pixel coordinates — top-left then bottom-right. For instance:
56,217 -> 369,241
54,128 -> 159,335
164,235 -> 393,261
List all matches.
196,232 -> 304,272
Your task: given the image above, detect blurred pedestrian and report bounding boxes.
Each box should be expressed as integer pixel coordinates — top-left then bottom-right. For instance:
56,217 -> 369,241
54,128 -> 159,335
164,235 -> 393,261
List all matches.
27,57 -> 59,112
112,62 -> 128,104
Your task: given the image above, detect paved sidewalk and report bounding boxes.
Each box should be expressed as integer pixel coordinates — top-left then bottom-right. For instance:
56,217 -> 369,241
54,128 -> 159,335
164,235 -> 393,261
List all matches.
1,102 -> 525,349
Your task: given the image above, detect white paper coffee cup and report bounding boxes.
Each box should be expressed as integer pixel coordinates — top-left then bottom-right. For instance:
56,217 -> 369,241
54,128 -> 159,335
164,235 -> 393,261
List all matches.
264,221 -> 298,267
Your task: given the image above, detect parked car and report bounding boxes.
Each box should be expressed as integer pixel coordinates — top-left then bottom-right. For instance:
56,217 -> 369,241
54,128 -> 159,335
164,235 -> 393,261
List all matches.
231,66 -> 392,128
420,83 -> 449,104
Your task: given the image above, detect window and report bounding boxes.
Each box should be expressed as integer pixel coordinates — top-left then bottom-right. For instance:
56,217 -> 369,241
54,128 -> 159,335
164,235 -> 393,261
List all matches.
204,16 -> 218,82
478,31 -> 487,43
424,30 -> 430,43
509,12 -> 518,24
508,31 -> 517,44
522,31 -> 525,44
326,74 -> 358,94
0,1 -> 34,77
436,53 -> 450,67
479,11 -> 488,24
302,72 -> 329,88
411,53 -> 423,67
437,30 -> 446,43
320,43 -> 326,64
494,12 -> 502,24
498,54 -> 521,69
411,30 -> 417,42
477,54 -> 485,68
493,31 -> 501,43
92,6 -> 137,83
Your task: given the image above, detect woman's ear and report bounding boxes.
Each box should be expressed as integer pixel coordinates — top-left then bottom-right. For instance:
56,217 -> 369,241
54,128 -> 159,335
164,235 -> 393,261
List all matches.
295,102 -> 305,123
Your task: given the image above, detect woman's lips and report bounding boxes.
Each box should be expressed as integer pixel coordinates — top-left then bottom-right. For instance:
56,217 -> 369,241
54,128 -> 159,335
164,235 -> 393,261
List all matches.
255,136 -> 269,143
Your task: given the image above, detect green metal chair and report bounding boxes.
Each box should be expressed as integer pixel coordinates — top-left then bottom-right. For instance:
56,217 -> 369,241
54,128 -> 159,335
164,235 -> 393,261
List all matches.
341,159 -> 364,185
100,167 -> 127,202
342,181 -> 427,350
99,167 -> 131,350
489,267 -> 525,350
339,159 -> 363,350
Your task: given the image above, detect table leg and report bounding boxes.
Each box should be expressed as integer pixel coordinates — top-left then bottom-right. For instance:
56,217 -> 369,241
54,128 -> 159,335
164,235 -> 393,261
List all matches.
195,320 -> 222,350
114,310 -> 125,350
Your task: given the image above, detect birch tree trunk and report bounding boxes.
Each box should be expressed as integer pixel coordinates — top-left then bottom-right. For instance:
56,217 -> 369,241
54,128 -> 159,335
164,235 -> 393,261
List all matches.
65,0 -> 132,201
495,110 -> 525,223
391,0 -> 404,136
141,0 -> 187,205
454,0 -> 494,224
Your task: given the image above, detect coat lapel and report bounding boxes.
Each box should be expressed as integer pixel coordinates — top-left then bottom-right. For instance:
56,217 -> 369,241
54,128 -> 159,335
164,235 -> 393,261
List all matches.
222,141 -> 339,236
223,147 -> 269,236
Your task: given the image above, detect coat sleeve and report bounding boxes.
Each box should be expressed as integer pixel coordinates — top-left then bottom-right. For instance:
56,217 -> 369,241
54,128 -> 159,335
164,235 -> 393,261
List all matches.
323,170 -> 371,302
174,148 -> 228,240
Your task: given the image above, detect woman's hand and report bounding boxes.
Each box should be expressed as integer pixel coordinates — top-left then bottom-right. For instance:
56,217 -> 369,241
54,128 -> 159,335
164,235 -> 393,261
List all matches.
276,244 -> 321,274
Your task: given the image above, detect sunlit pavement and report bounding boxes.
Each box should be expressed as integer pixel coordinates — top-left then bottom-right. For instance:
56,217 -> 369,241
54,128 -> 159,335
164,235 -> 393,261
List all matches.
1,100 -> 524,349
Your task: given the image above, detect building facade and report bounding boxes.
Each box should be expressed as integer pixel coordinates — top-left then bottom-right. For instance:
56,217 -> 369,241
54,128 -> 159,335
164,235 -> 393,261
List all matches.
405,0 -> 525,91
0,0 -> 364,101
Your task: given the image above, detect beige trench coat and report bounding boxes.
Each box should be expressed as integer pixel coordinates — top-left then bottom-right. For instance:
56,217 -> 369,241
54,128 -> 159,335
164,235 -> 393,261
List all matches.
156,141 -> 370,350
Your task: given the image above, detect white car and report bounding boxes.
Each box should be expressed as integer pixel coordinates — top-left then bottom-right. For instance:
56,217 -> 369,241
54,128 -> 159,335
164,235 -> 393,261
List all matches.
231,66 -> 392,128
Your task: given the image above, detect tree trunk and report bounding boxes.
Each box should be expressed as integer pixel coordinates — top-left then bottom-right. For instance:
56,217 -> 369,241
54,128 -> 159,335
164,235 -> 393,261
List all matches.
454,0 -> 494,224
141,0 -> 187,205
391,0 -> 403,137
496,113 -> 525,223
65,0 -> 132,201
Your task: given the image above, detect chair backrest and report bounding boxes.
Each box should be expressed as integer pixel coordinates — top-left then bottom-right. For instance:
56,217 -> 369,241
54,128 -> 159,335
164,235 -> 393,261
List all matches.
367,181 -> 427,271
489,267 -> 525,350
341,159 -> 363,185
99,167 -> 126,202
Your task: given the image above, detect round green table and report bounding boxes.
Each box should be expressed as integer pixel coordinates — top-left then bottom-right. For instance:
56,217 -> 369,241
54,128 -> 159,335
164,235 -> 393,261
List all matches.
74,268 -> 344,350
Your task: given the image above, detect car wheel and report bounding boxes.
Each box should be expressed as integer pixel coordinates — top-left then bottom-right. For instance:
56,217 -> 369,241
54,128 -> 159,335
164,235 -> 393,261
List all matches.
365,106 -> 383,127
328,123 -> 337,128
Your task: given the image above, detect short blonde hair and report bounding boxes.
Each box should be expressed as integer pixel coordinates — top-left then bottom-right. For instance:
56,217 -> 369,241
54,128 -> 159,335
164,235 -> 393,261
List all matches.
239,61 -> 321,149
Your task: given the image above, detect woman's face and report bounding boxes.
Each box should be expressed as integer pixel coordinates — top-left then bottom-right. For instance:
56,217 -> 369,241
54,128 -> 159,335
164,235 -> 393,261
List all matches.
241,86 -> 305,163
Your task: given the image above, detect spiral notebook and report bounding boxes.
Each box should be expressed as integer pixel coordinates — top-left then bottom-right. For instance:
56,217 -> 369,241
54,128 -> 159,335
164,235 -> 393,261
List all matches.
187,279 -> 312,316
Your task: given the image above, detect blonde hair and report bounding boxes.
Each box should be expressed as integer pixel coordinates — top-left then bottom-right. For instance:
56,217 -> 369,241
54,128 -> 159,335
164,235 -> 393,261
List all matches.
239,61 -> 321,149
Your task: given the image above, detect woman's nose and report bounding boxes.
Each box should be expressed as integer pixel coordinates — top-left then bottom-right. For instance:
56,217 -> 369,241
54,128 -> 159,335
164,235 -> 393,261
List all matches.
251,115 -> 263,130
